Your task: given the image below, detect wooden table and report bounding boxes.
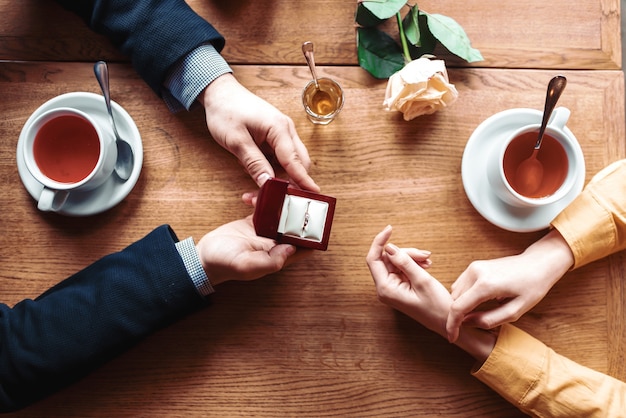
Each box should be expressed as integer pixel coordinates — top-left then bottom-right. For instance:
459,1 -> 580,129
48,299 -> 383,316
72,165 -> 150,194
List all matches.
1,1 -> 624,416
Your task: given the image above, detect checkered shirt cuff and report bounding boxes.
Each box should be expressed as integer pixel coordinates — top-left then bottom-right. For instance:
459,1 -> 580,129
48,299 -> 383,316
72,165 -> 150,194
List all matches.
175,237 -> 215,296
162,43 -> 233,112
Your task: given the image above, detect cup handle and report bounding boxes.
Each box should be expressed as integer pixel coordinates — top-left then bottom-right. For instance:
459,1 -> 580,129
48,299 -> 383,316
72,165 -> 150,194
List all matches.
548,106 -> 571,129
37,187 -> 69,212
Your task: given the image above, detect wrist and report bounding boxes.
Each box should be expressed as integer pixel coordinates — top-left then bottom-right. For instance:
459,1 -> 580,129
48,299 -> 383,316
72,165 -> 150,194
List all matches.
454,326 -> 498,364
524,229 -> 574,286
195,241 -> 231,287
197,72 -> 236,109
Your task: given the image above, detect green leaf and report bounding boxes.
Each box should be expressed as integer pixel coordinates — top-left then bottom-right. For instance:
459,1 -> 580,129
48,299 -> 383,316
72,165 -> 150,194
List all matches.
357,27 -> 405,79
402,5 -> 420,46
361,0 -> 407,20
407,14 -> 437,58
355,3 -> 385,27
422,12 -> 483,62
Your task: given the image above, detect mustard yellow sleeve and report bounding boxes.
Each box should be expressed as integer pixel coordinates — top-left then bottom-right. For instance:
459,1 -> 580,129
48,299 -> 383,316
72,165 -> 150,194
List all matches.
551,159 -> 626,269
472,324 -> 626,417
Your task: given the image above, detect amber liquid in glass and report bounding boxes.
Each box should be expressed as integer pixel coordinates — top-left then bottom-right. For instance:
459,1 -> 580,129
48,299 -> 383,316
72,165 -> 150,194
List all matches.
310,90 -> 335,115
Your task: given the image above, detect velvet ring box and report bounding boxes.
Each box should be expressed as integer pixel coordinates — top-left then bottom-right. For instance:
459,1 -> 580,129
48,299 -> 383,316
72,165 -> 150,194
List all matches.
253,178 -> 336,250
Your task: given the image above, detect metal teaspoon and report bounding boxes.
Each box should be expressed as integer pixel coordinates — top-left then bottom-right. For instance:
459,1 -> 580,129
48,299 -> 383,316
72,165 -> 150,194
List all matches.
94,60 -> 134,181
514,75 -> 567,196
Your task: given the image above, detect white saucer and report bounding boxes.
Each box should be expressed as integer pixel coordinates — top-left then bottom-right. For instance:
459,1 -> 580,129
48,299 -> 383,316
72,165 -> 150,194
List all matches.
16,92 -> 143,216
461,108 -> 585,233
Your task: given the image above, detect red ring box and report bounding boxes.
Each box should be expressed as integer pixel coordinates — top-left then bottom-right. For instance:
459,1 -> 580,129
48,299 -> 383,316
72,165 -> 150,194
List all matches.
253,178 -> 336,250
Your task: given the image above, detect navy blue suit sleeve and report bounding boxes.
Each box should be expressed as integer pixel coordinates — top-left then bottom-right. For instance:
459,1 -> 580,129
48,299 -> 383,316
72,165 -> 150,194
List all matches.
0,225 -> 207,412
54,0 -> 225,95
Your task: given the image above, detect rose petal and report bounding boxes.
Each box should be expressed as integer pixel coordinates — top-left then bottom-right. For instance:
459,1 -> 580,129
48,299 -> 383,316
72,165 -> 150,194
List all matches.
382,57 -> 458,120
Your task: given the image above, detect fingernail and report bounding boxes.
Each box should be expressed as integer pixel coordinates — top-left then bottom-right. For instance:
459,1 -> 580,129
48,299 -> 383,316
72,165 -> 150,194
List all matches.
257,173 -> 271,186
285,245 -> 296,256
385,243 -> 398,255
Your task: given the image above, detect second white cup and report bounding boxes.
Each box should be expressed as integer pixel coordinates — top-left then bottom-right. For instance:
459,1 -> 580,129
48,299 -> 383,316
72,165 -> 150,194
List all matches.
487,107 -> 585,208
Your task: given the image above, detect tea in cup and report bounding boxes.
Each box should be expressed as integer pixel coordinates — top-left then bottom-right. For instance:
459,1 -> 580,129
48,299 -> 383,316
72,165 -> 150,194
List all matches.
302,78 -> 344,125
487,107 -> 584,208
23,107 -> 117,212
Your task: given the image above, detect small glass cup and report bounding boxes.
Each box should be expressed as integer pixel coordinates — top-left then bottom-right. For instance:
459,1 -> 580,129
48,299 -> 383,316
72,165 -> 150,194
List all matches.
301,78 -> 344,125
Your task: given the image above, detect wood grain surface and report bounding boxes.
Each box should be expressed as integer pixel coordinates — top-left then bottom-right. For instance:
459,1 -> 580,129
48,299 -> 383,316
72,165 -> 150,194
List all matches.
1,0 -> 624,416
0,60 -> 624,416
0,0 -> 621,69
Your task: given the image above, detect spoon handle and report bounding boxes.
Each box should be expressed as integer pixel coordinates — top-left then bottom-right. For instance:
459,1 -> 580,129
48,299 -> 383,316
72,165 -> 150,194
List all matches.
94,60 -> 121,139
302,41 -> 320,89
535,75 -> 567,149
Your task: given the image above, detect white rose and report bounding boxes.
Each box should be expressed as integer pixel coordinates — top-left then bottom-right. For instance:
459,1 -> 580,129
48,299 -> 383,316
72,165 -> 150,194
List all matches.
383,57 -> 459,121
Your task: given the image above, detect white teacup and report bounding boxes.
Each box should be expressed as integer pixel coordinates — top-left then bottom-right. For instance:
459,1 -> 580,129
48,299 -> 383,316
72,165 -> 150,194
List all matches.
487,107 -> 585,208
23,107 -> 117,212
